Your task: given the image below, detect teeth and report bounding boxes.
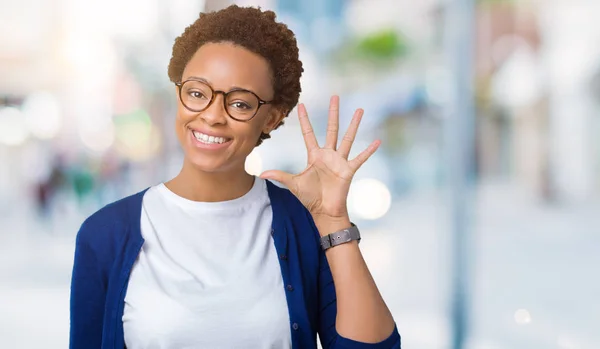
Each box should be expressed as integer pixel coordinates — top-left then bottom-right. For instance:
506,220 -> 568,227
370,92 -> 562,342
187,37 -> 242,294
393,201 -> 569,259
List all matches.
192,131 -> 227,144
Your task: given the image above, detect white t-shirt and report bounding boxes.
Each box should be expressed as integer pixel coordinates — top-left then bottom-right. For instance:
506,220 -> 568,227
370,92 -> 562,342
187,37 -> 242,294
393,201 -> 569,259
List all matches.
123,177 -> 292,349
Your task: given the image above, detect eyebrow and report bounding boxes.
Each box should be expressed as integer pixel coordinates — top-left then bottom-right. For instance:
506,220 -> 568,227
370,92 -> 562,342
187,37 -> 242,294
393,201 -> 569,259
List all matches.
184,76 -> 255,93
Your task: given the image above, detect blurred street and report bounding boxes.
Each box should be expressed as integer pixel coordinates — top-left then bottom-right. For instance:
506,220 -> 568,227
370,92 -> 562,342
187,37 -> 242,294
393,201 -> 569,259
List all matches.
2,0 -> 600,348
1,180 -> 598,349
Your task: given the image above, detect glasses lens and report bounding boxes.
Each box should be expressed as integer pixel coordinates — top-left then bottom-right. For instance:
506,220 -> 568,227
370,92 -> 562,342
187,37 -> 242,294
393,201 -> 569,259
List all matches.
225,91 -> 260,121
180,81 -> 213,112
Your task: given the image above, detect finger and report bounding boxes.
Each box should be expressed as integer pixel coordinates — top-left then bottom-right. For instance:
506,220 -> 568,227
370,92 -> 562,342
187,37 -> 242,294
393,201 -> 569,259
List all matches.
298,104 -> 319,152
259,170 -> 295,188
324,95 -> 340,150
348,139 -> 381,172
338,108 -> 363,159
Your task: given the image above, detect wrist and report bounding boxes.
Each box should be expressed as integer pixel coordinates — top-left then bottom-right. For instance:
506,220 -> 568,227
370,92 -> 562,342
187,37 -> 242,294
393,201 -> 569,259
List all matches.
313,214 -> 352,237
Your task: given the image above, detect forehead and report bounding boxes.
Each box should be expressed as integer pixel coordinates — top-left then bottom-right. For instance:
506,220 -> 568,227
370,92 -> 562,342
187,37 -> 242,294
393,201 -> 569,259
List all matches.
182,42 -> 273,97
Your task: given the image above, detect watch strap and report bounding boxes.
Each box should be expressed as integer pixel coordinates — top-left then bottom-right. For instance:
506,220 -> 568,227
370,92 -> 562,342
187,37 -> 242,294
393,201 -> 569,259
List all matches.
320,223 -> 361,251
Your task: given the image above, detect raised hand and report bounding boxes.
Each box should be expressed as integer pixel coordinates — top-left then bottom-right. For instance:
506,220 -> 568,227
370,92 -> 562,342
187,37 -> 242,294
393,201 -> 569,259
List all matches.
259,96 -> 380,225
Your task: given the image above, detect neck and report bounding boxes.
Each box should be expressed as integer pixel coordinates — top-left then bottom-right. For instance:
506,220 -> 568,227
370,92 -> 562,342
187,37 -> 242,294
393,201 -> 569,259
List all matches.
164,161 -> 255,202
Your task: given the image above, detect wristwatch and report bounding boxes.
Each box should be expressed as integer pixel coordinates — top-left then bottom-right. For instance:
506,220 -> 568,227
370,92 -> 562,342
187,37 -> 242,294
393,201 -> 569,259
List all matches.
320,223 -> 361,251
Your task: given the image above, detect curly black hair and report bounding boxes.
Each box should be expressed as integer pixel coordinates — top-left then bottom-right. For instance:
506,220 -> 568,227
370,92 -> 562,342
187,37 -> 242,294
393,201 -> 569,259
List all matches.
168,5 -> 304,145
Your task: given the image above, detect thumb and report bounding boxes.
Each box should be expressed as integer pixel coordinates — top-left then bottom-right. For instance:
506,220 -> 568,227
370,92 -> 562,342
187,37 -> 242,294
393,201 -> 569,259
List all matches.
259,170 -> 294,187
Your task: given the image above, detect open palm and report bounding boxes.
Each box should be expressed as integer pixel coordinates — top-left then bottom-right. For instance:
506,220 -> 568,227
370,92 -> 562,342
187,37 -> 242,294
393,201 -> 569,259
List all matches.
260,96 -> 380,221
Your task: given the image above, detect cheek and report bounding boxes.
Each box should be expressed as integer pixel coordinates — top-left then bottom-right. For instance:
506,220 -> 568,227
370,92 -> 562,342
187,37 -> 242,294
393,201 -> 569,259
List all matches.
236,126 -> 263,149
251,112 -> 273,136
235,112 -> 269,143
174,108 -> 196,138
175,107 -> 191,124
174,111 -> 192,144
174,112 -> 184,132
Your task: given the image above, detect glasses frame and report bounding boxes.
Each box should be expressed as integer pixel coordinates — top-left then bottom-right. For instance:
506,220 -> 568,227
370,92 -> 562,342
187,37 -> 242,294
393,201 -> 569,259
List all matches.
175,79 -> 273,122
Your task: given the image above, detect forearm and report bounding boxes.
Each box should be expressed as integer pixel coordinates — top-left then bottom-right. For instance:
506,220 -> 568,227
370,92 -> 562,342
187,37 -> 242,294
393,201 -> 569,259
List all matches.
315,217 -> 396,343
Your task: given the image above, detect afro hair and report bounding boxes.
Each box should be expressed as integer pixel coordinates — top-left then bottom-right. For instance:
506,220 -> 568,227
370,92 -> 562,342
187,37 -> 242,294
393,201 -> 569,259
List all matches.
168,5 -> 304,145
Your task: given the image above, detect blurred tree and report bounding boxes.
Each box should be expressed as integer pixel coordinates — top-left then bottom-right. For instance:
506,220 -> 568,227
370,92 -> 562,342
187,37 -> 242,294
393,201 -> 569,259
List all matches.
330,28 -> 409,72
355,29 -> 408,61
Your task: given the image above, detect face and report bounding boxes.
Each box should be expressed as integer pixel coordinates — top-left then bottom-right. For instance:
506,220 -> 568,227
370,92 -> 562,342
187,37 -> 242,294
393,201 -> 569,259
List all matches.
175,42 -> 283,174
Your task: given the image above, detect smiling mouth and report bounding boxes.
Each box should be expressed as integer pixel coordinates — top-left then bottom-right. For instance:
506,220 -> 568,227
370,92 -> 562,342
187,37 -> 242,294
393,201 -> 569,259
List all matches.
191,130 -> 231,145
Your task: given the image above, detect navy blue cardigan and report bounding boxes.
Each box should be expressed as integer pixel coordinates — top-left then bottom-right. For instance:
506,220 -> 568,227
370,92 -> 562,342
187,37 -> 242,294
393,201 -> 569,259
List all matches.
69,180 -> 401,348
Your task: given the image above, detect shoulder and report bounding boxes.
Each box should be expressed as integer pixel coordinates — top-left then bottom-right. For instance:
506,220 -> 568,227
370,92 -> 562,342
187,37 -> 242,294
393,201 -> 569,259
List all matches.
265,180 -> 304,213
76,187 -> 149,250
265,179 -> 321,244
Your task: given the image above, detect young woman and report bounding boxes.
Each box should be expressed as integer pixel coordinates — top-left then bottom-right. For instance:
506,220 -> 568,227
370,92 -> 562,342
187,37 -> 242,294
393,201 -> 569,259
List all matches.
69,5 -> 400,349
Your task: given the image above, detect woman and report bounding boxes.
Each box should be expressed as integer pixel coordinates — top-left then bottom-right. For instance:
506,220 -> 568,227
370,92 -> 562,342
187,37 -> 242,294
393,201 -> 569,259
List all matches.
70,5 -> 400,349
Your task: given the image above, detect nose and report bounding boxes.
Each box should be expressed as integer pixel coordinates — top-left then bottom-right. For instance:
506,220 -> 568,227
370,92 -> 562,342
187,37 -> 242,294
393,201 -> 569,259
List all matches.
198,93 -> 228,126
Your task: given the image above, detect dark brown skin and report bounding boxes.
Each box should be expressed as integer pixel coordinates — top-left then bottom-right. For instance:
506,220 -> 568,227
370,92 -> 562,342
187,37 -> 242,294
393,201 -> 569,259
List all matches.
167,5 -> 303,146
165,42 -> 285,203
165,42 -> 394,343
164,6 -> 395,343
260,99 -> 396,343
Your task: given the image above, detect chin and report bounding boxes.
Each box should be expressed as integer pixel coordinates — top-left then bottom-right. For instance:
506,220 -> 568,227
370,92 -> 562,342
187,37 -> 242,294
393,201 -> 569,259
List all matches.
186,155 -> 226,173
184,152 -> 241,174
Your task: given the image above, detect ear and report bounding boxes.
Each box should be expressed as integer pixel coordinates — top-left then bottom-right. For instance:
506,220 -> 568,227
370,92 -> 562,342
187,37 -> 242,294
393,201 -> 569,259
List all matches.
262,106 -> 287,134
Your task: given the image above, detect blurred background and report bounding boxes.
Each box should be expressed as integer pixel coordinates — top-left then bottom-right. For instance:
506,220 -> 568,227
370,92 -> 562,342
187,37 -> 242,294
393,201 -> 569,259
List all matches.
1,0 -> 599,348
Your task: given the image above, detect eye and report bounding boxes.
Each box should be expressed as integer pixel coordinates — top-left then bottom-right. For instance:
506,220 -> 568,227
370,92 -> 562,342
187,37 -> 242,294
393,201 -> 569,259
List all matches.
230,101 -> 252,110
188,91 -> 208,99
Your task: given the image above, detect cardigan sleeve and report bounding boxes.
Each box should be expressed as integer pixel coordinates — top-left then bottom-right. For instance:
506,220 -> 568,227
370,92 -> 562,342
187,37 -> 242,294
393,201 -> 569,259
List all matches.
69,221 -> 106,349
305,211 -> 401,349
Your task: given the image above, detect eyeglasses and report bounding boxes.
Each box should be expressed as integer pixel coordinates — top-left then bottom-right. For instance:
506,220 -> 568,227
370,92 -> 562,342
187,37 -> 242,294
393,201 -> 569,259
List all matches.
175,79 -> 273,122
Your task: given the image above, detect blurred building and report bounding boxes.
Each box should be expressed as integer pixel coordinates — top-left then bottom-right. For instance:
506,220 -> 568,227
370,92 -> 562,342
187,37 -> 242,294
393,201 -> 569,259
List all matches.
1,1 -> 600,348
